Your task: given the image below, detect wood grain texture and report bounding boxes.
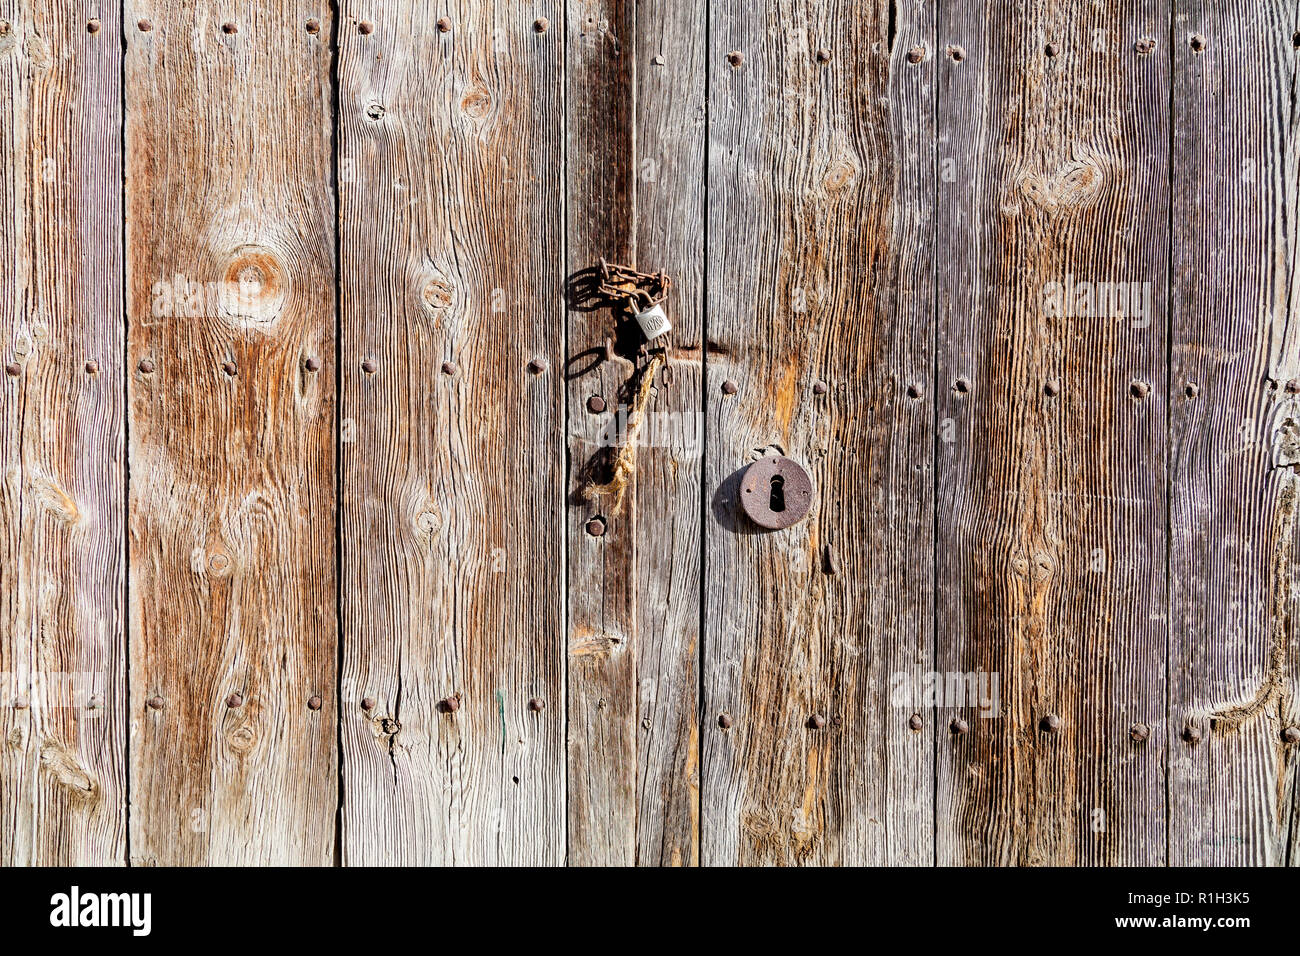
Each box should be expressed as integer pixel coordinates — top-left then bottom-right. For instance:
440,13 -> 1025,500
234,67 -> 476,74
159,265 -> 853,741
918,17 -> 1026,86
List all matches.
337,3 -> 565,866
702,0 -> 936,866
1168,1 -> 1300,866
934,1 -> 1170,865
564,0 -> 705,867
0,1 -> 126,866
630,0 -> 705,867
565,0 -> 638,866
7,2 -> 1300,869
566,0 -> 707,868
124,1 -> 336,865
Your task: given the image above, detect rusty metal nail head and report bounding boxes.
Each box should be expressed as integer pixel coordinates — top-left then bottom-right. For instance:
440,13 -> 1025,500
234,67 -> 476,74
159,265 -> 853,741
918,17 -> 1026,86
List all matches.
718,713 -> 733,729
307,695 -> 323,711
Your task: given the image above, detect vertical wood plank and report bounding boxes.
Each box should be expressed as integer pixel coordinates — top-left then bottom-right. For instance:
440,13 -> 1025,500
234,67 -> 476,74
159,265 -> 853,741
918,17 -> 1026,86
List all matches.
934,2 -> 1170,864
565,0 -> 637,866
631,0 -> 705,867
702,0 -> 935,866
337,3 -> 565,866
565,0 -> 705,866
124,2 -> 337,865
1169,1 -> 1300,866
0,1 -> 126,865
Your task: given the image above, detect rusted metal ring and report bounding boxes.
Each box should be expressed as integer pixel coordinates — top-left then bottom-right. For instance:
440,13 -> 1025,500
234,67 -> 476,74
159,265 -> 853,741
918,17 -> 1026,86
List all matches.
738,456 -> 813,530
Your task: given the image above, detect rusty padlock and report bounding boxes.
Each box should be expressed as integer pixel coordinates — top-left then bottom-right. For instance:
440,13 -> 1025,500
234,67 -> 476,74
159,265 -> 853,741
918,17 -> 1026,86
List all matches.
738,456 -> 813,530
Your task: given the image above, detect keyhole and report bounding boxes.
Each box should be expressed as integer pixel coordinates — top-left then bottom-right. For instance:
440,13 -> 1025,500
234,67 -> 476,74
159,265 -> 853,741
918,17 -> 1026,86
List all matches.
769,475 -> 786,513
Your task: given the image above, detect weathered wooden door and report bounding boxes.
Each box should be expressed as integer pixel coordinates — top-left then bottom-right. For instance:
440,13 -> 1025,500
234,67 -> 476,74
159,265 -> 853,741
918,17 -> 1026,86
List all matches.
1,1 -> 1297,866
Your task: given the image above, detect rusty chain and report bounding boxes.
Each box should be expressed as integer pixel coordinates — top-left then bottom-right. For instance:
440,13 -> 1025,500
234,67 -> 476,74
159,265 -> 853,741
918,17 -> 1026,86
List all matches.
594,257 -> 672,312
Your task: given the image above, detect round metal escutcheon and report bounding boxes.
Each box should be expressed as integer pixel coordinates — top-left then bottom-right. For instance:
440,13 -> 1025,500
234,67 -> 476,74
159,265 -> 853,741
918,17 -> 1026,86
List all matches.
739,456 -> 813,530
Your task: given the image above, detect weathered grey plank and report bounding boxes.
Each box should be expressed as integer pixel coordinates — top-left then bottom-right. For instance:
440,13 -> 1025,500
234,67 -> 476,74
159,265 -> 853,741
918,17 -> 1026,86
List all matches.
702,0 -> 935,865
0,2 -> 126,866
565,0 -> 704,867
338,4 -> 565,865
124,2 -> 336,865
1169,1 -> 1300,866
630,0 -> 705,867
934,2 -> 1170,864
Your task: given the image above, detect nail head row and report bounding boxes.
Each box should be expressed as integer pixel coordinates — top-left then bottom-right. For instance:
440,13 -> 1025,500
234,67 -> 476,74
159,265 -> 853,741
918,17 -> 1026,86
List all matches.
144,695 -> 326,711
132,358 -> 322,374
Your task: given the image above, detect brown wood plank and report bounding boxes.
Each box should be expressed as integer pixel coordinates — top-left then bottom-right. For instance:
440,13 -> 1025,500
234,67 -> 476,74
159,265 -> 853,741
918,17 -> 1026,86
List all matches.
701,0 -> 936,866
565,0 -> 637,866
630,0 -> 705,867
565,0 -> 705,867
0,2 -> 126,866
337,4 -> 564,866
124,2 -> 336,865
934,2 -> 1170,864
1169,1 -> 1300,866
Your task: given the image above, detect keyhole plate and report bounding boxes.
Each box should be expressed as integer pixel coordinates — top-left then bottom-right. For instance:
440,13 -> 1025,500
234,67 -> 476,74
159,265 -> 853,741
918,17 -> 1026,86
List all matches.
738,456 -> 813,530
